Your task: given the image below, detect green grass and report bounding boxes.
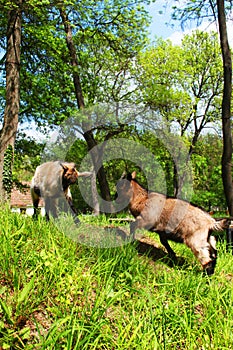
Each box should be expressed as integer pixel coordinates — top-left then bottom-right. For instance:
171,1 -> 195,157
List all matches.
0,207 -> 233,349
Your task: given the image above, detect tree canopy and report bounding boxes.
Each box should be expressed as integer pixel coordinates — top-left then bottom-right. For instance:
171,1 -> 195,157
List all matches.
0,0 -> 150,126
0,0 -> 231,213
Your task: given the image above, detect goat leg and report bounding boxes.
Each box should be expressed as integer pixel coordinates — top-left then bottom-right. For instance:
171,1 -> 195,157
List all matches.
158,232 -> 177,259
32,199 -> 40,219
130,217 -> 151,240
31,187 -> 40,219
130,221 -> 137,240
68,201 -> 80,225
44,197 -> 58,220
204,235 -> 217,276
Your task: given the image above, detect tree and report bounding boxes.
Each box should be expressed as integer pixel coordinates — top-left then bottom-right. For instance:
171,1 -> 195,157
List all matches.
192,134 -> 225,211
217,0 -> 233,215
59,6 -> 112,212
0,0 -> 22,200
0,0 -> 150,208
135,31 -> 223,196
13,133 -> 44,182
58,2 -> 149,212
171,0 -> 233,213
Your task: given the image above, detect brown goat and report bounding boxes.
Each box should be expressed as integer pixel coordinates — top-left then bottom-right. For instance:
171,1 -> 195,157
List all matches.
116,171 -> 230,275
30,161 -> 92,221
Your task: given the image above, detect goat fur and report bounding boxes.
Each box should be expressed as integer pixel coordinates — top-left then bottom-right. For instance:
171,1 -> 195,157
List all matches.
30,161 -> 91,221
116,171 -> 230,275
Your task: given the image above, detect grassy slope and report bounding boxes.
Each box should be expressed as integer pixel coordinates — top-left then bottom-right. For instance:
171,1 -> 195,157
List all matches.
0,208 -> 233,350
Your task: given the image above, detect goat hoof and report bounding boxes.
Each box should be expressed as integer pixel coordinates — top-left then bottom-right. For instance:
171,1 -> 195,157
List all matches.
127,234 -> 135,243
168,252 -> 177,261
74,217 -> 80,226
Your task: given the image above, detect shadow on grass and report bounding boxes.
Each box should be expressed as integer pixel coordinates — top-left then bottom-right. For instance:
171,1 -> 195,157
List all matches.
135,238 -> 188,269
102,227 -> 189,269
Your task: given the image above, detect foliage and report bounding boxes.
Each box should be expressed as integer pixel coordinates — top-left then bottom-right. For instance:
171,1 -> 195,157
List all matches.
169,0 -> 233,215
135,38 -> 190,120
134,30 -> 224,198
0,0 -> 150,127
13,124 -> 227,213
191,134 -> 226,211
0,207 -> 233,349
0,1 -> 228,211
13,133 -> 45,182
135,30 -> 223,137
171,0 -> 233,28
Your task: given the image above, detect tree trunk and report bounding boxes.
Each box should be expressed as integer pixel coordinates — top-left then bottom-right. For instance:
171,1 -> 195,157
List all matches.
59,8 -> 112,212
0,3 -> 22,201
217,0 -> 233,215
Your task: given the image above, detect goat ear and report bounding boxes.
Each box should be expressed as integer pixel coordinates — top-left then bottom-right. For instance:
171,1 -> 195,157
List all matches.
126,173 -> 132,181
120,171 -> 127,179
60,163 -> 68,171
131,171 -> 136,179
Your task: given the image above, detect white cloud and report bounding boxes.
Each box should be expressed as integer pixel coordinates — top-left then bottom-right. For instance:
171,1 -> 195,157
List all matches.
147,1 -> 233,48
18,121 -> 51,142
168,19 -> 233,47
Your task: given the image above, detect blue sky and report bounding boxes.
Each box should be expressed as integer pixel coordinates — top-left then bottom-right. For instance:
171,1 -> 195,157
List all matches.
146,0 -> 233,46
147,1 -> 182,40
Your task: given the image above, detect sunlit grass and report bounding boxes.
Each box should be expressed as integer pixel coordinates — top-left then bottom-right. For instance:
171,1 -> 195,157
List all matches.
0,207 -> 233,349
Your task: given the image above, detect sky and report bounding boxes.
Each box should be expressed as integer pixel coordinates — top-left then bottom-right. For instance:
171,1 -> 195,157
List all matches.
147,0 -> 233,46
147,1 -> 183,40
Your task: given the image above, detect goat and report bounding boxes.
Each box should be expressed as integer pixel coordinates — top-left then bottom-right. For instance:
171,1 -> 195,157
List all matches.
116,171 -> 231,275
30,161 -> 92,221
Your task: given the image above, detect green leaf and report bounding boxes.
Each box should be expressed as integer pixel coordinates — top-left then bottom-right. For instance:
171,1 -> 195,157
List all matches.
17,276 -> 36,304
0,299 -> 14,325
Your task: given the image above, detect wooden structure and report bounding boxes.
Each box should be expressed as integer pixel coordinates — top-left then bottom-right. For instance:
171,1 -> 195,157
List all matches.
10,182 -> 44,215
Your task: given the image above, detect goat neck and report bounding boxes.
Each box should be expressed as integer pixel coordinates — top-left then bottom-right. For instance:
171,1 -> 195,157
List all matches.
129,179 -> 148,218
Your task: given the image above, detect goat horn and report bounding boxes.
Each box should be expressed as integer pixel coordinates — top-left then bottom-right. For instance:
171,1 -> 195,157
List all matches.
78,171 -> 93,177
120,171 -> 127,179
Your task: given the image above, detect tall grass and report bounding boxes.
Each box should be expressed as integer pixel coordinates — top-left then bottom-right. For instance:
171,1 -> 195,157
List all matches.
0,207 -> 233,349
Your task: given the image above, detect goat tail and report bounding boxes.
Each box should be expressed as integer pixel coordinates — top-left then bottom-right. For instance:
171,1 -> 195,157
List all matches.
212,218 -> 232,231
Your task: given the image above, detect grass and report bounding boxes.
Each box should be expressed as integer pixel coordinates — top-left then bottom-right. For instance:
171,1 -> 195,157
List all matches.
0,207 -> 233,349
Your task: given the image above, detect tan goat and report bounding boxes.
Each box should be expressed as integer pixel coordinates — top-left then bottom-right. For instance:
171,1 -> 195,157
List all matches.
30,161 -> 91,221
116,171 -> 230,275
